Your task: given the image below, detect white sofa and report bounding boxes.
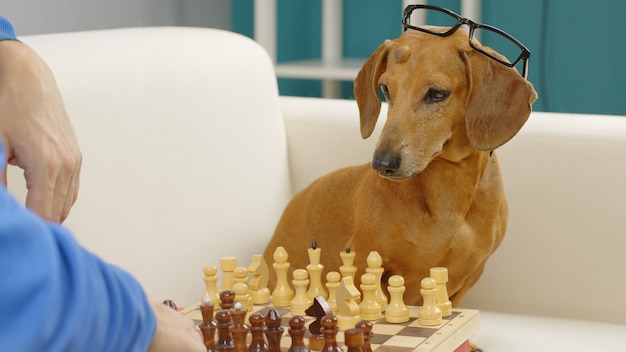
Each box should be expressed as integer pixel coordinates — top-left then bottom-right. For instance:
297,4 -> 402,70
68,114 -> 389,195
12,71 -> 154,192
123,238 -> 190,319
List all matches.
10,27 -> 626,351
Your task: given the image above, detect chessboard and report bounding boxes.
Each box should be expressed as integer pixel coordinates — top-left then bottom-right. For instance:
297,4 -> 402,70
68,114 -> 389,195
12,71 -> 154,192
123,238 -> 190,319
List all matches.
181,302 -> 479,352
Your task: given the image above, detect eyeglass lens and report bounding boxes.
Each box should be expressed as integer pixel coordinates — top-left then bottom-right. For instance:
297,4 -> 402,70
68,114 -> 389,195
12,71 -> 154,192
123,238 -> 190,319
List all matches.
406,7 -> 525,74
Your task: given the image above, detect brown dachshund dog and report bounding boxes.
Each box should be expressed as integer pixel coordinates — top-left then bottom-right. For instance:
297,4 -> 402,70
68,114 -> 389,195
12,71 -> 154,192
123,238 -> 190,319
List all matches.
264,28 -> 537,306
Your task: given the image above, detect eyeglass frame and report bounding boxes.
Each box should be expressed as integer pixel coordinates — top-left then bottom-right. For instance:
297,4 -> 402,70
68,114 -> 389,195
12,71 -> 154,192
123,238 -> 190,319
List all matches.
402,4 -> 530,79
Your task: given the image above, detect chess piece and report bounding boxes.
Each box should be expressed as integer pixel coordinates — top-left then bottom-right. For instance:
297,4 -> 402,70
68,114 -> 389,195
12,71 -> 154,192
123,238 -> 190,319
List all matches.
233,282 -> 253,322
215,309 -> 235,351
202,265 -> 221,305
354,321 -> 373,352
200,292 -> 214,321
199,294 -> 217,352
248,313 -> 269,352
290,269 -> 313,316
306,240 -> 328,299
365,251 -> 387,312
339,248 -> 357,278
264,309 -> 284,352
305,296 -> 332,350
320,314 -> 343,352
325,271 -> 341,315
220,289 -> 236,310
359,273 -> 382,321
344,328 -> 364,352
230,303 -> 250,352
288,316 -> 311,352
418,277 -> 443,326
430,267 -> 452,317
271,246 -> 294,307
336,276 -> 361,331
305,296 -> 332,335
162,299 -> 177,310
234,266 -> 249,285
339,248 -> 359,304
385,275 -> 409,323
221,256 -> 237,291
248,254 -> 271,304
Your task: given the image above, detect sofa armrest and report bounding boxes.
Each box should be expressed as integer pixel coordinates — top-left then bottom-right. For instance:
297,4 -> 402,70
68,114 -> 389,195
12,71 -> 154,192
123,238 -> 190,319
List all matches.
10,27 -> 292,306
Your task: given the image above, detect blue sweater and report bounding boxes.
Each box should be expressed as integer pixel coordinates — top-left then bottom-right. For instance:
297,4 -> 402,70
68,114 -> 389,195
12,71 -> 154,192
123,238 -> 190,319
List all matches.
0,18 -> 156,351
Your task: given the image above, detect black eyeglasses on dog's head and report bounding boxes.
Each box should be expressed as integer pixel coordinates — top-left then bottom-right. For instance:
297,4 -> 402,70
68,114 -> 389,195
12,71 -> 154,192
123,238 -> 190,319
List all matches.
402,4 -> 530,79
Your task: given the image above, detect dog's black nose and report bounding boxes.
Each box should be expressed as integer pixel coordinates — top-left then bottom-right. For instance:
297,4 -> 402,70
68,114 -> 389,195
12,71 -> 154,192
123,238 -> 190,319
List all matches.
372,153 -> 401,176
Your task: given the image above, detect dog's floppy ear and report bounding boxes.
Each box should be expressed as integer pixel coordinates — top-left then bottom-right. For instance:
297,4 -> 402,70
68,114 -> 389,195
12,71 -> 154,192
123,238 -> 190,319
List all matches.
463,50 -> 538,151
354,40 -> 394,139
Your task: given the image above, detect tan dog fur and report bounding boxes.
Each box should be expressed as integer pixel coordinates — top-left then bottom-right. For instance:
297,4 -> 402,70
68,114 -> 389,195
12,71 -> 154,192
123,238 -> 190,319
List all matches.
264,28 -> 537,306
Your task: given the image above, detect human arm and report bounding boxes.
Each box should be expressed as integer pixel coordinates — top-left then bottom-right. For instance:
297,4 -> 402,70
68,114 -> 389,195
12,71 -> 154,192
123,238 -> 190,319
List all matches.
0,142 -> 202,351
0,16 -> 82,222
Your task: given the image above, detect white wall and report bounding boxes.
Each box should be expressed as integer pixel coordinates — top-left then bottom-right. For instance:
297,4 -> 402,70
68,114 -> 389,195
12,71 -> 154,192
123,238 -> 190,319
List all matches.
2,0 -> 230,35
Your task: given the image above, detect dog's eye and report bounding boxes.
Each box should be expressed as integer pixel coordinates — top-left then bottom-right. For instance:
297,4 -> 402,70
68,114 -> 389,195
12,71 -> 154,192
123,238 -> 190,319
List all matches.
425,88 -> 450,103
379,84 -> 390,99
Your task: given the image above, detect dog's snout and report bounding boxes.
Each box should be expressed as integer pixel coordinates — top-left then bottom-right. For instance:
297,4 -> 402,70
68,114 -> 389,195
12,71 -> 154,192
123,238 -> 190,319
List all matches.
372,153 -> 401,176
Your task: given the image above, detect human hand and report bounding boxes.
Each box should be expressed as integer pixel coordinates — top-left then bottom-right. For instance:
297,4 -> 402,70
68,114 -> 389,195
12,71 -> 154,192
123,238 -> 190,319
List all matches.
0,40 -> 82,222
147,297 -> 205,352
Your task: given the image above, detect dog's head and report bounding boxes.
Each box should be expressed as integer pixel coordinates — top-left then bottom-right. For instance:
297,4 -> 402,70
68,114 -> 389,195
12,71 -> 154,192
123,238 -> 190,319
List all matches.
354,28 -> 538,180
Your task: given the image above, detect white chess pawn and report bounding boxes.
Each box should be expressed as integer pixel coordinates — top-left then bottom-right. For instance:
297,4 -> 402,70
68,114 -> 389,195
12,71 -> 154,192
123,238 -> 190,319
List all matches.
201,265 -> 220,305
418,277 -> 443,326
385,275 -> 409,323
325,271 -> 341,315
430,267 -> 452,317
271,246 -> 294,307
359,273 -> 382,321
233,282 -> 253,323
233,266 -> 249,285
365,251 -> 387,312
290,269 -> 312,316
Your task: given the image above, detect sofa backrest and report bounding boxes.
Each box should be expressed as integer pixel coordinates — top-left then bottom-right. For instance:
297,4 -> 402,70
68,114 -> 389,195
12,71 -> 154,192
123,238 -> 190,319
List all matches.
464,112 -> 626,325
12,27 -> 292,306
280,97 -> 626,325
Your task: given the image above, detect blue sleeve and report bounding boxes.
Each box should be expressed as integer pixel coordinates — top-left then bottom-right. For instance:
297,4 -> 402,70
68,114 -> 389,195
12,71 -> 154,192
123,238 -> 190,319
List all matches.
0,144 -> 156,350
0,16 -> 18,41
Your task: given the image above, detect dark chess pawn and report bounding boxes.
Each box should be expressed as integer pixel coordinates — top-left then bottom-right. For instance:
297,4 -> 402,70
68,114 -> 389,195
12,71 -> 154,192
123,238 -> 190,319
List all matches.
230,304 -> 249,352
220,290 -> 236,310
320,314 -> 343,352
200,300 -> 217,352
264,309 -> 284,352
288,316 -> 310,352
344,329 -> 364,352
354,321 -> 373,352
248,313 -> 268,352
216,309 -> 235,352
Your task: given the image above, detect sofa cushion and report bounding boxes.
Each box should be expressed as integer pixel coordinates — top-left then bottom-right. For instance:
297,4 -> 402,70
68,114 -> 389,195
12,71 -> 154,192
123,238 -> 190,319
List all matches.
474,311 -> 626,351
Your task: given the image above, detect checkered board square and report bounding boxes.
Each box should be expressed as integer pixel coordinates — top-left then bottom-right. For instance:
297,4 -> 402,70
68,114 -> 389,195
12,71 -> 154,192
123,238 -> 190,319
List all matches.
182,303 -> 479,352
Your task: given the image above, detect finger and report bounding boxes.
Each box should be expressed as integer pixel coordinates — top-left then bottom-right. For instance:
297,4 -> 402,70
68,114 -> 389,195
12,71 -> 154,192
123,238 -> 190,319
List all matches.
1,167 -> 7,187
59,169 -> 80,223
23,155 -> 58,221
24,181 -> 54,221
56,155 -> 81,223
